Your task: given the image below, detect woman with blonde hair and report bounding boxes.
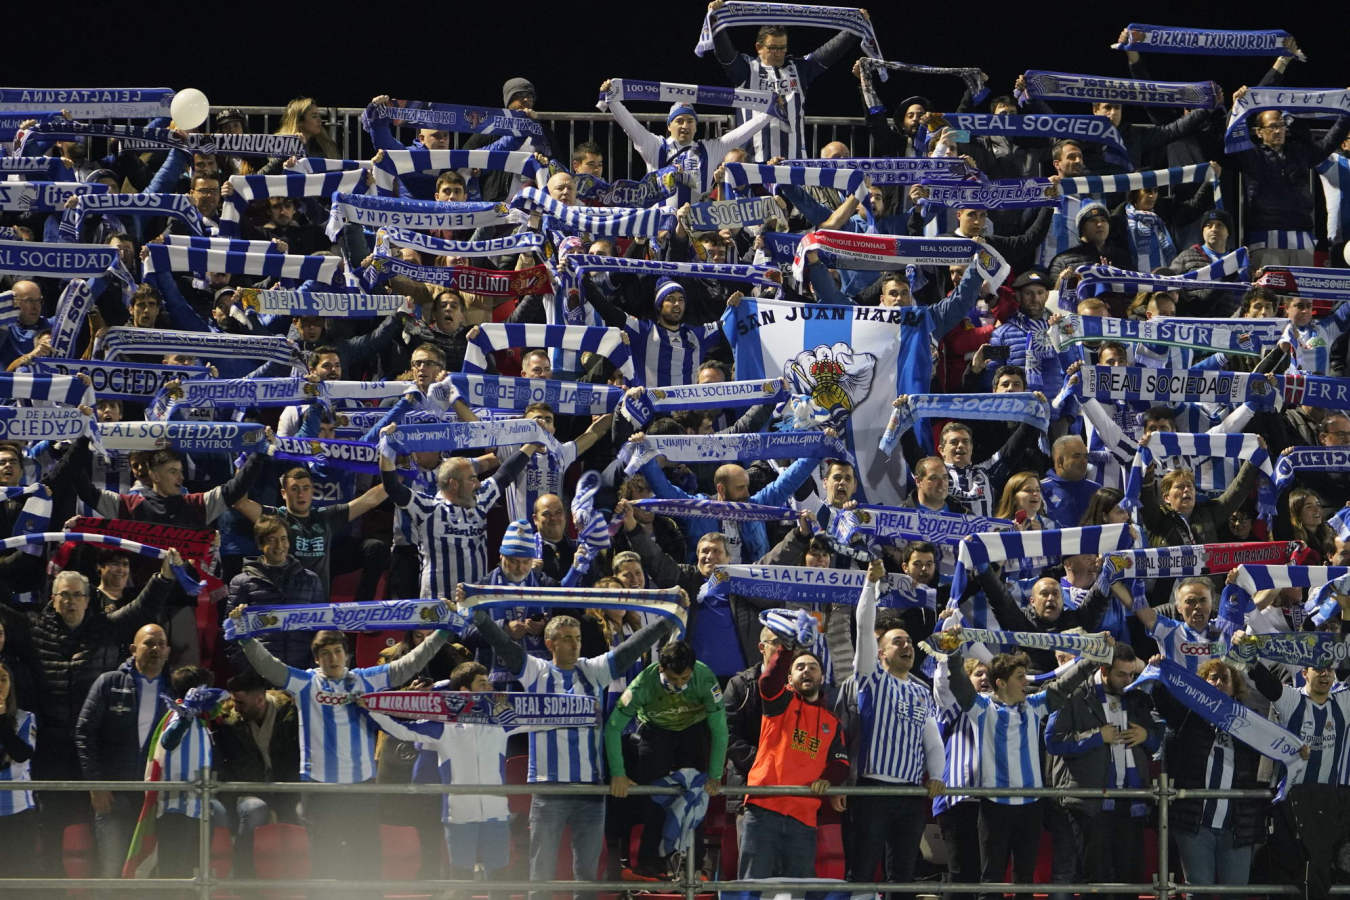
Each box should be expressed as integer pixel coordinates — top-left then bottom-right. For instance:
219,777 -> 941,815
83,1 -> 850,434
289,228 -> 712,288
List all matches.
994,471 -> 1054,530
276,97 -> 338,159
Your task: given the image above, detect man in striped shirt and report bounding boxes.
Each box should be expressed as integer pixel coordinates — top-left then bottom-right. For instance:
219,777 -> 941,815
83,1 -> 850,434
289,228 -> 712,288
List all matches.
937,632 -> 1098,900
1132,578 -> 1227,673
464,603 -> 679,900
849,559 -> 945,894
932,646 -> 992,900
378,423 -> 541,599
585,279 -> 736,387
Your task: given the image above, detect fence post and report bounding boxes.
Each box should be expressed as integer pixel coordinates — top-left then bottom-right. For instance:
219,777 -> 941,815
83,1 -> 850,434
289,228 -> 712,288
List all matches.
1155,772 -> 1172,900
684,835 -> 698,900
197,768 -> 214,900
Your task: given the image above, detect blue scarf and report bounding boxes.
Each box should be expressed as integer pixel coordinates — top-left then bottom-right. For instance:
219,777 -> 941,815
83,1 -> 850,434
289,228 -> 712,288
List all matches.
0,483 -> 52,545
1074,365 -> 1277,409
1102,542 -> 1297,585
920,178 -> 1059,209
271,435 -> 382,474
97,326 -> 303,369
598,79 -> 783,119
562,253 -> 776,287
685,196 -> 780,229
1274,447 -> 1350,490
1226,88 -> 1350,153
943,112 -> 1130,167
29,358 -> 209,402
448,373 -> 621,416
952,523 -> 1133,608
791,230 -> 1010,286
236,287 -> 406,318
380,418 -> 558,455
694,3 -> 885,71
364,690 -> 597,728
221,169 -> 369,235
0,372 -> 94,407
779,156 -> 977,184
361,99 -> 544,138
225,599 -> 463,640
1058,163 -> 1223,207
0,236 -> 125,280
48,278 -> 95,358
924,625 -> 1114,663
0,531 -> 202,594
59,192 -> 204,240
375,227 -> 543,259
326,192 -> 510,238
622,377 -> 788,427
0,87 -> 172,118
143,242 -> 342,285
0,407 -> 90,441
832,505 -> 1014,548
98,420 -> 270,454
573,168 -> 680,207
1120,431 -> 1275,524
0,180 -> 108,213
371,149 -> 543,195
706,564 -> 935,611
1123,204 -> 1177,271
1076,252 -> 1248,297
462,323 -> 634,378
882,392 -> 1049,454
619,431 -> 849,475
149,377 -> 321,418
1019,70 -> 1221,109
0,156 -> 71,178
462,584 -> 688,635
510,187 -> 673,237
720,162 -> 867,202
632,498 -> 797,522
1218,564 -> 1350,630
360,254 -> 550,296
1226,631 -> 1350,671
1128,659 -> 1305,772
19,122 -> 301,157
1046,313 -> 1278,358
1256,265 -> 1350,299
1112,25 -> 1303,59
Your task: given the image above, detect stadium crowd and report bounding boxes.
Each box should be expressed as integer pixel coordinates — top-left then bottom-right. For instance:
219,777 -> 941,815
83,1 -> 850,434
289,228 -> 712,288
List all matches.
2,4 -> 1350,898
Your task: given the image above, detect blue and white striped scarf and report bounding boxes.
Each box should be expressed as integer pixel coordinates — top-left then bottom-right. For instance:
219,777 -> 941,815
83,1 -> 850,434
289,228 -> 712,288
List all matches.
951,523 -> 1133,608
289,158 -> 370,174
562,252 -> 776,287
632,497 -> 797,522
1019,71 -> 1221,109
360,253 -> 550,296
235,286 -> 406,318
720,162 -> 867,202
361,99 -> 544,138
448,373 -> 621,416
49,278 -> 95,358
1123,205 -> 1177,272
29,358 -> 209,402
270,436 -> 382,474
832,504 -> 1013,548
380,418 -> 559,456
1057,162 -> 1223,207
685,196 -> 780,229
326,192 -> 510,238
0,372 -> 95,408
59,192 -> 204,240
0,180 -> 107,213
861,58 -> 986,103
143,241 -> 342,284
1274,447 -> 1350,491
0,531 -> 203,594
1218,563 -> 1350,634
510,187 -> 674,237
1046,313 -> 1277,358
1120,432 -> 1274,523
760,608 -> 831,680
0,407 -> 91,441
779,156 -> 976,184
707,564 -> 935,611
462,322 -> 635,378
648,768 -> 710,856
881,392 -> 1049,454
919,178 -> 1059,209
694,3 -> 885,74
1076,263 -> 1249,298
462,584 -> 688,635
1,483 -> 52,549
1112,25 -> 1304,59
219,168 -> 369,234
0,156 -> 72,178
943,112 -> 1130,167
0,236 -> 126,280
620,431 -> 849,475
374,227 -> 543,259
598,79 -> 783,119
1225,631 -> 1350,671
0,88 -> 172,118
148,377 -> 320,419
622,377 -> 788,427
923,626 -> 1114,664
371,149 -> 544,195
1074,365 -> 1277,409
98,326 -> 303,369
98,420 -> 269,454
1255,265 -> 1350,300
123,131 -> 305,158
1226,88 -> 1350,153
0,112 -> 57,142
225,598 -> 463,640
574,168 -> 680,208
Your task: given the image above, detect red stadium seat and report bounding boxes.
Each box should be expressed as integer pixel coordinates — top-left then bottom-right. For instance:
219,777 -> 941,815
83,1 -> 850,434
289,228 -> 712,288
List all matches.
211,824 -> 233,879
62,822 -> 95,879
814,823 -> 845,879
355,630 -> 401,668
253,823 -> 310,900
380,823 -> 421,880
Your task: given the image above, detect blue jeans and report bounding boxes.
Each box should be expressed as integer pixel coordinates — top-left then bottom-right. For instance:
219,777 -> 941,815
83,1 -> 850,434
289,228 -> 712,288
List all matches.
738,805 -> 818,879
94,793 -> 138,879
1174,826 -> 1254,896
529,794 -> 606,900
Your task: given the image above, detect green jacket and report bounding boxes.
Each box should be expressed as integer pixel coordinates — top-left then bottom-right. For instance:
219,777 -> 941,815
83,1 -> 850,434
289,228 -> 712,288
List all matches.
603,660 -> 728,779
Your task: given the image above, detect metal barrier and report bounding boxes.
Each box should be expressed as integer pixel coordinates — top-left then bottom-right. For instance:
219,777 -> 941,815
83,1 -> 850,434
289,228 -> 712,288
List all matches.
1,773 -> 1331,898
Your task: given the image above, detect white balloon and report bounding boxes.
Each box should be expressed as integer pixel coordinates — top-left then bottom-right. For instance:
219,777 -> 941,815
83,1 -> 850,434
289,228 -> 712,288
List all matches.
170,88 -> 211,130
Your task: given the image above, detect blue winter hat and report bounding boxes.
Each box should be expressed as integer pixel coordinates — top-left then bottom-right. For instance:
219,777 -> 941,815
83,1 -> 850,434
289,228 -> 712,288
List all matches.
654,278 -> 685,312
500,520 -> 541,559
667,103 -> 698,125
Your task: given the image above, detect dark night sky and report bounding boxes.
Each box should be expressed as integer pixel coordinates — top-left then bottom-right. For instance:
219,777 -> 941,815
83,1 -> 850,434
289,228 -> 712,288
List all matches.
11,1 -> 1344,120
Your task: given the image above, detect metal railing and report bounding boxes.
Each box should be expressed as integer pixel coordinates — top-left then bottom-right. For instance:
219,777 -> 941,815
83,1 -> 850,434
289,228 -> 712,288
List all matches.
2,773 -> 1337,898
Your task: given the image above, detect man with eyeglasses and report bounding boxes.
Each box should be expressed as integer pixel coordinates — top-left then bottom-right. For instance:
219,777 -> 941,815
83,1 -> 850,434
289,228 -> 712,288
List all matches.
706,1 -> 863,160
1230,84 -> 1350,269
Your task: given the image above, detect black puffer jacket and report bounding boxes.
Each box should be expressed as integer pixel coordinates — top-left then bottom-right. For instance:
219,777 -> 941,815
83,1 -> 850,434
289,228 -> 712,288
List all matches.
28,575 -> 170,759
75,658 -> 171,781
225,556 -> 325,673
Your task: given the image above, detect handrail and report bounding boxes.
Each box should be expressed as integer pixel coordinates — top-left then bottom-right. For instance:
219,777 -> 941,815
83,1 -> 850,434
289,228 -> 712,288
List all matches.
7,771 -> 1319,898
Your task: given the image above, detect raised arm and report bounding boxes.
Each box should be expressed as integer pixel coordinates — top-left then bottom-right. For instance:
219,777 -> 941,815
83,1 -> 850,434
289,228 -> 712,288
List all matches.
853,559 -> 883,678
240,637 -> 292,688
385,629 -> 453,687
